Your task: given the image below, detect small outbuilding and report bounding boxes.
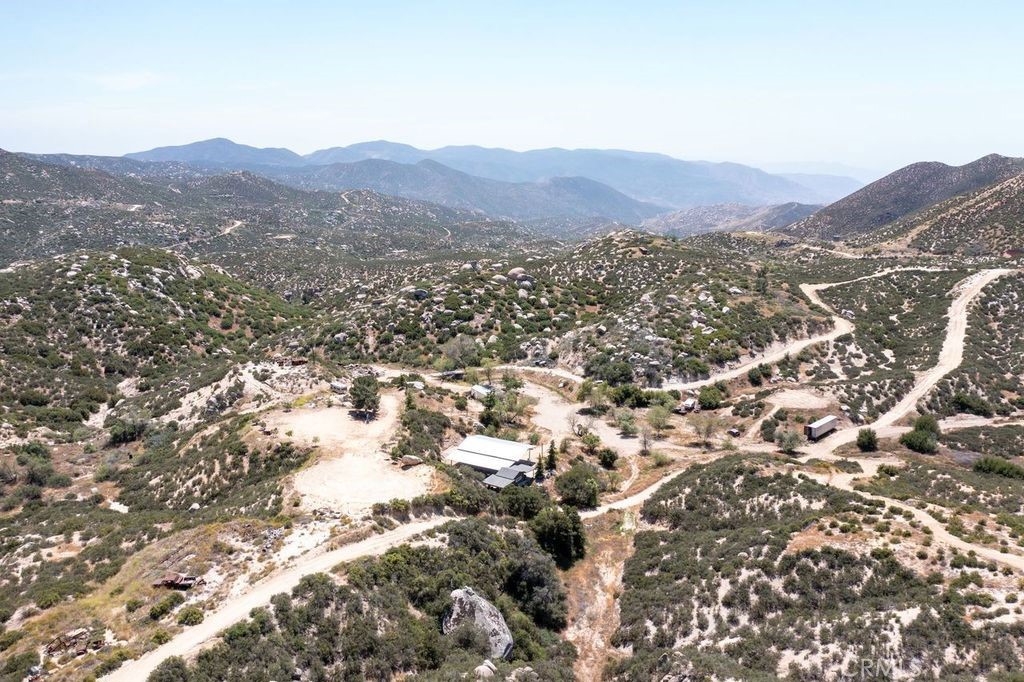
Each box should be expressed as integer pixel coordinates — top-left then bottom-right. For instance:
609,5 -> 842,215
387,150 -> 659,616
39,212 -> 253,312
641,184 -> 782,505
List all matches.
469,384 -> 495,401
483,463 -> 536,490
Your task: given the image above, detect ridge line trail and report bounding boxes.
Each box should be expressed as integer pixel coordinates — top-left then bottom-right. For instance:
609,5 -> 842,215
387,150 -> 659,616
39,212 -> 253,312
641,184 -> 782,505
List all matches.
101,518 -> 447,682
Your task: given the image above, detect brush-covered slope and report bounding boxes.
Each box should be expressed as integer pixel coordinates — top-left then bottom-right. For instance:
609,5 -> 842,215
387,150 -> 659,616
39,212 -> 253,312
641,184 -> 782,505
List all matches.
643,202 -> 820,236
0,248 -> 300,434
857,173 -> 1024,256
784,154 -> 1024,240
608,453 -> 1024,681
0,152 -> 537,271
317,231 -> 828,385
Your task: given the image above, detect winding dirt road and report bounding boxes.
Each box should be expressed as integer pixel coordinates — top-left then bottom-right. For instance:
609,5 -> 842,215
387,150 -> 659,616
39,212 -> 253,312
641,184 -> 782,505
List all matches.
104,266 -> 1015,680
102,518 -> 447,682
800,268 -> 1012,456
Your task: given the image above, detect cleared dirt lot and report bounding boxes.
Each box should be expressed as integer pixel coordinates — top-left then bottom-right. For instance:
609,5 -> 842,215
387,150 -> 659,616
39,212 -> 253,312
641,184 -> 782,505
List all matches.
265,393 -> 436,518
769,388 -> 831,409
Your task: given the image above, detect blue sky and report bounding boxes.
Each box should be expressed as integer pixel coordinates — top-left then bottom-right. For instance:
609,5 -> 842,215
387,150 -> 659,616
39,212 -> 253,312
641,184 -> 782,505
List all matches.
3,1 -> 1022,175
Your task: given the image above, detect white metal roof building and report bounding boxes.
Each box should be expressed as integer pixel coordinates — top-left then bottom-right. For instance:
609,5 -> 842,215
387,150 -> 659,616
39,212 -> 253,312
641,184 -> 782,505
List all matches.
445,435 -> 537,475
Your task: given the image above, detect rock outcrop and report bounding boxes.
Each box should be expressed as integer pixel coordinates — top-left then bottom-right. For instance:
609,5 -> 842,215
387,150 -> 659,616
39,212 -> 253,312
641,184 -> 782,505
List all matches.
442,587 -> 514,660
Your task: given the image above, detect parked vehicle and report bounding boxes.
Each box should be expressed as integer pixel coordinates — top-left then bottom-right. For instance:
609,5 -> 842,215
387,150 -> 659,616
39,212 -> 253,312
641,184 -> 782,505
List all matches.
805,415 -> 839,441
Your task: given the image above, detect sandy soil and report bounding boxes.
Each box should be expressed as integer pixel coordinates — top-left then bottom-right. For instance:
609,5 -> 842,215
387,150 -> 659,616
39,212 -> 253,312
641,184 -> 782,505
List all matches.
564,512 -> 633,680
161,361 -> 324,428
769,389 -> 831,410
521,382 -> 644,457
276,394 -> 435,518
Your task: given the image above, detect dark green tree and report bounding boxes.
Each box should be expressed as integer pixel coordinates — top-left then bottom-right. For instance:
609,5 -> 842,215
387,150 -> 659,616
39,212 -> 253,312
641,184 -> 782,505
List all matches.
529,505 -> 587,568
546,440 -> 557,472
555,463 -> 602,508
350,375 -> 380,420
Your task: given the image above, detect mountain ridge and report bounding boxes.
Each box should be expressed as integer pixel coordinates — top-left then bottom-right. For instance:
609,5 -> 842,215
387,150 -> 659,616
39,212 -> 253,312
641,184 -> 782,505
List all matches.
119,137 -> 860,208
782,153 -> 1024,240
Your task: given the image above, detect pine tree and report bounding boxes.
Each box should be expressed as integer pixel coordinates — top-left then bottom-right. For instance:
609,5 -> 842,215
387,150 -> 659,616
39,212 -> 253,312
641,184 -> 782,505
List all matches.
546,440 -> 557,472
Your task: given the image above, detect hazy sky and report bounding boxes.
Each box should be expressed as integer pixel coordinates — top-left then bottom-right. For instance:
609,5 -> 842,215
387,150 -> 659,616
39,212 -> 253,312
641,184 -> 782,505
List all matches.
4,1 -> 1022,176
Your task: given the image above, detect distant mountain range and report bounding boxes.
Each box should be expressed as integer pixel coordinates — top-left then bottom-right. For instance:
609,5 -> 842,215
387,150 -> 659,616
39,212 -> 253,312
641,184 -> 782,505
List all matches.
126,137 -> 307,167
643,202 -> 821,237
0,149 -> 536,271
246,158 -> 664,223
119,138 -> 861,213
783,154 -> 1024,240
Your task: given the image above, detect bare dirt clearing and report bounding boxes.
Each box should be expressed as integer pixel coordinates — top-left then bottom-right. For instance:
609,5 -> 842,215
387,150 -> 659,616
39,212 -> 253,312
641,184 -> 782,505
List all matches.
768,388 -> 831,409
269,394 -> 436,518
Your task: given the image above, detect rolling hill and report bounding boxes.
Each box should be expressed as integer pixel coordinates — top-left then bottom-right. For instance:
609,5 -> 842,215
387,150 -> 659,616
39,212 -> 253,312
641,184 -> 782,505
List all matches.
44,146 -> 665,224
126,137 -> 306,167
266,158 -> 665,222
783,153 -> 1024,240
642,202 -> 820,236
0,151 -> 539,277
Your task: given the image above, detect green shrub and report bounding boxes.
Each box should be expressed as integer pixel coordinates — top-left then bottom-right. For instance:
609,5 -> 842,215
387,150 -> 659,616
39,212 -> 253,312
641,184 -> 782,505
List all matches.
555,463 -> 602,508
973,457 -> 1024,480
698,385 -> 723,410
900,429 -> 937,454
529,506 -> 587,568
176,606 -> 204,625
856,428 -> 878,452
108,418 -> 147,445
913,414 -> 941,437
953,393 -> 994,418
597,447 -> 619,469
149,591 -> 186,620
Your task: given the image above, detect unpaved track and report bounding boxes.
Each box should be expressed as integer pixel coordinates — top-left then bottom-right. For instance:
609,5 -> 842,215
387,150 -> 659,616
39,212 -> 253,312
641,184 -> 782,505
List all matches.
663,268 -> 949,391
800,268 -> 1012,457
801,457 -> 1024,572
501,267 -> 950,393
104,268 -> 1014,680
101,518 -> 447,681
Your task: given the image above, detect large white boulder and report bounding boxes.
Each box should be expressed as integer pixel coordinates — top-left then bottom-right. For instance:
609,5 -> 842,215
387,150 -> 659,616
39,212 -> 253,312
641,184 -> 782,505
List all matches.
442,587 -> 513,660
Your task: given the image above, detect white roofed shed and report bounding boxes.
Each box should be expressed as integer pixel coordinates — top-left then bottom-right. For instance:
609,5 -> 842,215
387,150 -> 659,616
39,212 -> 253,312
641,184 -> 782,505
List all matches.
445,435 -> 537,475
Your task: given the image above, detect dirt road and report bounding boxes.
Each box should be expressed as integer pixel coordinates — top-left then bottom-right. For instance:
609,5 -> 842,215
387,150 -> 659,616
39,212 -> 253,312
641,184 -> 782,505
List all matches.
101,518 -> 447,682
800,456 -> 1024,572
502,268 -> 950,393
800,268 -> 1012,457
102,266 -> 1014,680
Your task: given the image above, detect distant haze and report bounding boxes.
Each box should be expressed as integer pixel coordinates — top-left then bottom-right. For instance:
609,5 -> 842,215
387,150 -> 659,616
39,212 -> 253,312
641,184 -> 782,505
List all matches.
3,1 -> 1023,173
